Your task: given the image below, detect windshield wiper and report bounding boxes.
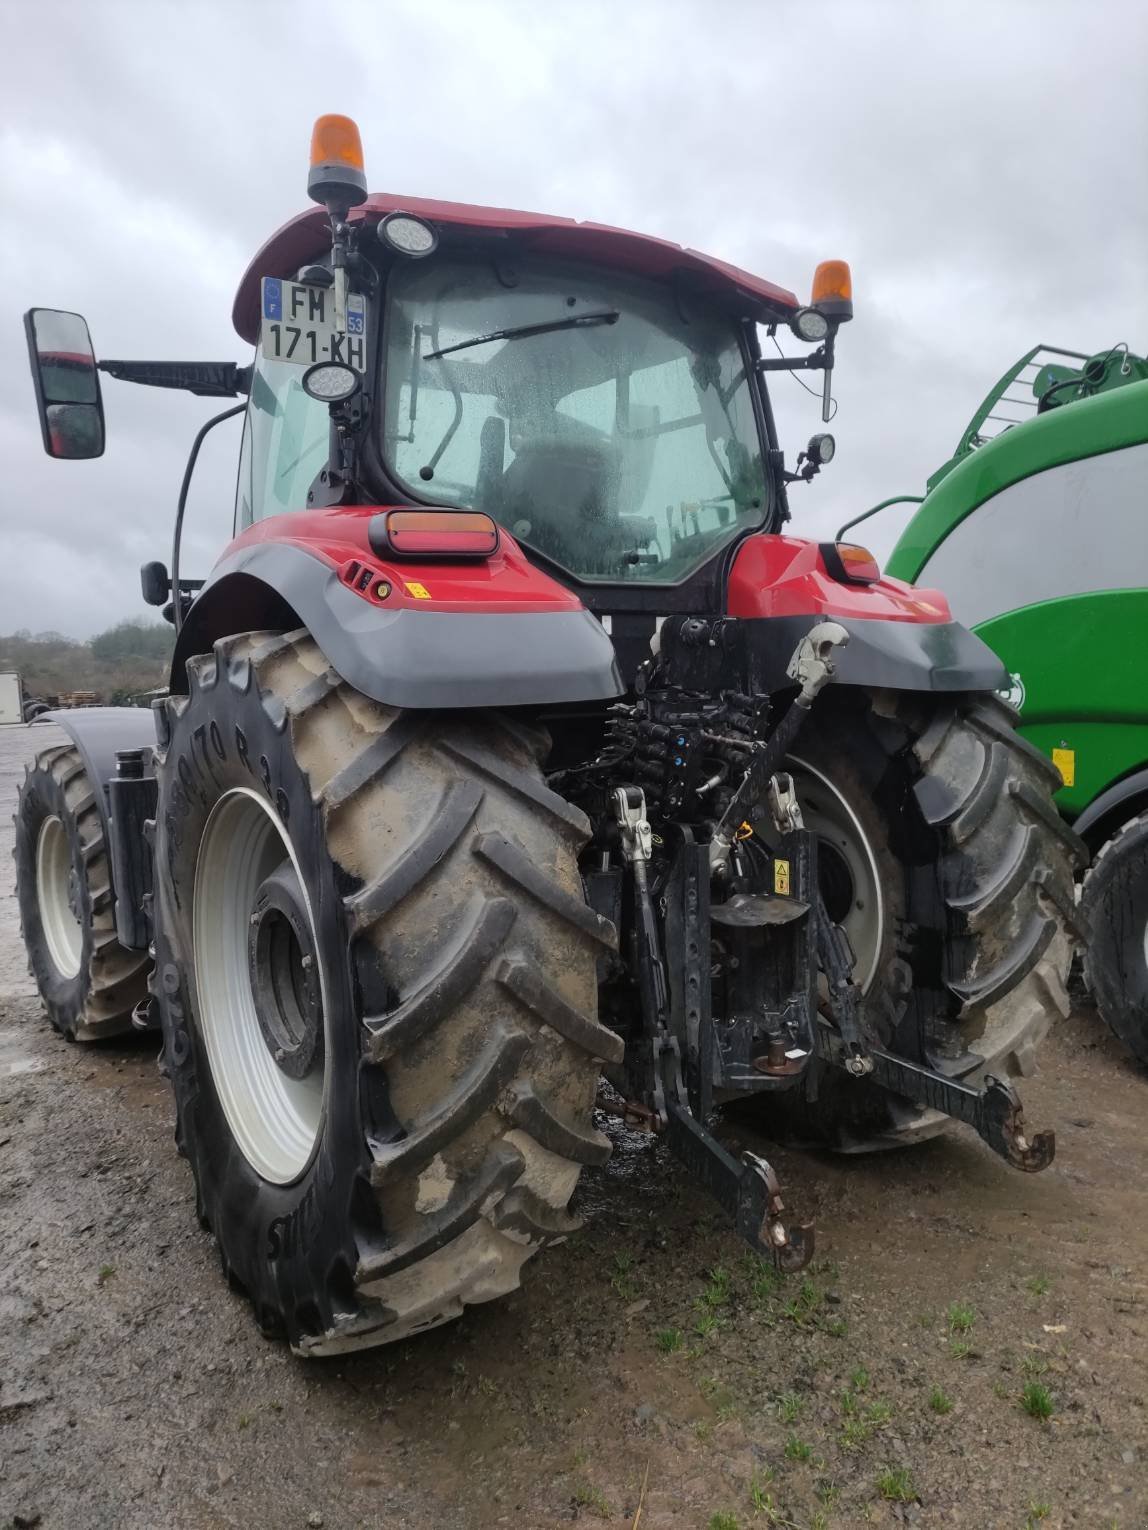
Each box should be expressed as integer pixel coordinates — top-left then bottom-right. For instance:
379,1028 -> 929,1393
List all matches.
423,309 -> 619,361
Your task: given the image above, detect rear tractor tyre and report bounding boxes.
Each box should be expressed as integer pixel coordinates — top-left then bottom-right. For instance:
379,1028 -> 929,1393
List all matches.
151,629 -> 618,1354
14,744 -> 149,1039
1081,812 -> 1148,1065
759,690 -> 1083,1150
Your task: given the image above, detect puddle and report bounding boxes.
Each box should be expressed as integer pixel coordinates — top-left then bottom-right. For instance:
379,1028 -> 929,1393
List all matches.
0,1027 -> 46,1079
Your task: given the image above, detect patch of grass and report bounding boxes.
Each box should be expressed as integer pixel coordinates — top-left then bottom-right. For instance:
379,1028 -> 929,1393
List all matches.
840,1416 -> 871,1451
1026,1274 -> 1052,1297
695,1311 -> 721,1339
700,1264 -> 733,1309
850,1366 -> 870,1392
992,1380 -> 1010,1399
708,1513 -> 740,1530
810,1515 -> 828,1530
915,1311 -> 935,1328
776,1391 -> 803,1424
610,1252 -> 638,1300
816,1479 -> 840,1507
1025,1504 -> 1051,1528
748,1471 -> 775,1510
1021,1382 -> 1054,1420
948,1339 -> 972,1361
694,1419 -> 713,1443
655,1327 -> 684,1354
1022,1353 -> 1048,1379
781,1278 -> 823,1327
876,1465 -> 915,1502
784,1434 -> 812,1462
572,1482 -> 611,1519
838,1398 -> 892,1450
237,1413 -> 250,1430
97,1264 -> 116,1286
928,1386 -> 953,1415
947,1301 -> 976,1334
823,1317 -> 848,1338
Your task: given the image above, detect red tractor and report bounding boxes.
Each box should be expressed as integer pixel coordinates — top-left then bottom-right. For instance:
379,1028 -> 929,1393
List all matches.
16,116 -> 1079,1355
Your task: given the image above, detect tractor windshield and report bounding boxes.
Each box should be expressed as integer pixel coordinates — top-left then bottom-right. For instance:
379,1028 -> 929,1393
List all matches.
380,257 -> 767,582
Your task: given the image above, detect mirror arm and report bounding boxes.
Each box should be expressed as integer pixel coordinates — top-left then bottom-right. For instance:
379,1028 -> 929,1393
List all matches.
97,360 -> 252,398
170,403 -> 247,635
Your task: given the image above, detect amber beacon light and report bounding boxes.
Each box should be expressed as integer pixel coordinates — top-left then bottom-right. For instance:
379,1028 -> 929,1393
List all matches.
811,260 -> 853,322
308,114 -> 367,208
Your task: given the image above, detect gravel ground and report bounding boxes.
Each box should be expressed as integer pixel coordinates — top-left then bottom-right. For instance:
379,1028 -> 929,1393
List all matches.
1,720 -> 1146,1530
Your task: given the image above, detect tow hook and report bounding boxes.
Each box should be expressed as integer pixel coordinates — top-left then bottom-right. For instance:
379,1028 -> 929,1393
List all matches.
662,1091 -> 813,1271
817,1029 -> 1055,1172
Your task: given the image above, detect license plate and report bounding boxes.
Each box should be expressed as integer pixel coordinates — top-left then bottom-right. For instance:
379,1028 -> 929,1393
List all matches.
260,277 -> 366,371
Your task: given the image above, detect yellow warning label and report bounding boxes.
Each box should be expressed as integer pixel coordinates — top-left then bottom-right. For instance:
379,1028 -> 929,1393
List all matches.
774,858 -> 791,896
404,581 -> 432,600
1051,747 -> 1075,787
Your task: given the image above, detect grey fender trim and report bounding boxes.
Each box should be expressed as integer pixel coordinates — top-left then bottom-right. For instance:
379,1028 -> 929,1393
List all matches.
747,615 -> 1009,695
1072,767 -> 1148,848
181,542 -> 624,709
33,706 -> 158,862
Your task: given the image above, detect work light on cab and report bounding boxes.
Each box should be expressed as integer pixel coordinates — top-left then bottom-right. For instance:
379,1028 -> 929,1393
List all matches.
302,362 -> 359,403
378,212 -> 439,259
790,306 -> 830,343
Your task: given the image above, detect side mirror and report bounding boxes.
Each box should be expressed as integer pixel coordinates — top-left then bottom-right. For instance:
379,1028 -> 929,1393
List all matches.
140,561 -> 170,607
23,308 -> 105,460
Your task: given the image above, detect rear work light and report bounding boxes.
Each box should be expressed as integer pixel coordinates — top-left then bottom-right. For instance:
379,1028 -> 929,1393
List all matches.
821,541 -> 881,585
369,508 -> 500,560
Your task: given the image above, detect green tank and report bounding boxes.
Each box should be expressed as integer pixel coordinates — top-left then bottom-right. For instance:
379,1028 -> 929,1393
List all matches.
876,343 -> 1148,1062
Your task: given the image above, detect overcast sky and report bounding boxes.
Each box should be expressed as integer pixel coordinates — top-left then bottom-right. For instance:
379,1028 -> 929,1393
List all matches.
2,0 -> 1145,638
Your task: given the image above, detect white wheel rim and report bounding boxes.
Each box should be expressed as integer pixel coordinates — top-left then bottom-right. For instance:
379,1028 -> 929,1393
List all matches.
788,756 -> 885,993
193,788 -> 326,1184
36,815 -> 83,979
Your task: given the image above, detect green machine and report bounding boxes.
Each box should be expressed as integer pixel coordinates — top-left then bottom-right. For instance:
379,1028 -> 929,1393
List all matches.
861,344 -> 1148,1061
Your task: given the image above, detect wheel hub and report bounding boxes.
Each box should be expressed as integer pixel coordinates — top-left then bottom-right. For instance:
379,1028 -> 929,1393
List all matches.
247,861 -> 323,1081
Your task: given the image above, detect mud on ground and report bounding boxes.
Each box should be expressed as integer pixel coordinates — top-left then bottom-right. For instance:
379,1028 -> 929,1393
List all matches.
1,723 -> 1145,1530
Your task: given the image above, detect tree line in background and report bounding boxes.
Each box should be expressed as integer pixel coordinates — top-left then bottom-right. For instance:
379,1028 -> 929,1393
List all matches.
0,621 -> 174,706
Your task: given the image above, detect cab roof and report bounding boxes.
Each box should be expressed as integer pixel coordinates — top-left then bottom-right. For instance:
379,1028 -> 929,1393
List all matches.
232,192 -> 799,343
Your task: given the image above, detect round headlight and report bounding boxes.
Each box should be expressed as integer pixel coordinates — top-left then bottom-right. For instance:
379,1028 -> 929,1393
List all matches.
302,362 -> 360,403
792,306 -> 830,343
808,432 -> 836,465
378,212 -> 438,258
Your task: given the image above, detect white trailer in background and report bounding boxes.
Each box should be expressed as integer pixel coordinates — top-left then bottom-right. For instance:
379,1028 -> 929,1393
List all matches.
0,673 -> 23,726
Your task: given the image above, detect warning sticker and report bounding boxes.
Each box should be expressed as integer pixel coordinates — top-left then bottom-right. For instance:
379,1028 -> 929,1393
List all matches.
405,581 -> 431,600
773,858 -> 791,896
1051,747 -> 1075,787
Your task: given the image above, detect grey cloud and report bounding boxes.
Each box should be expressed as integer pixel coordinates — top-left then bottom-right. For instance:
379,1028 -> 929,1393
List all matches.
1,0 -> 1145,636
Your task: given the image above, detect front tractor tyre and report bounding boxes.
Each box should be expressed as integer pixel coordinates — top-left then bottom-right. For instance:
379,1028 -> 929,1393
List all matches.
1082,812 -> 1148,1065
152,630 -> 618,1354
15,743 -> 149,1039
